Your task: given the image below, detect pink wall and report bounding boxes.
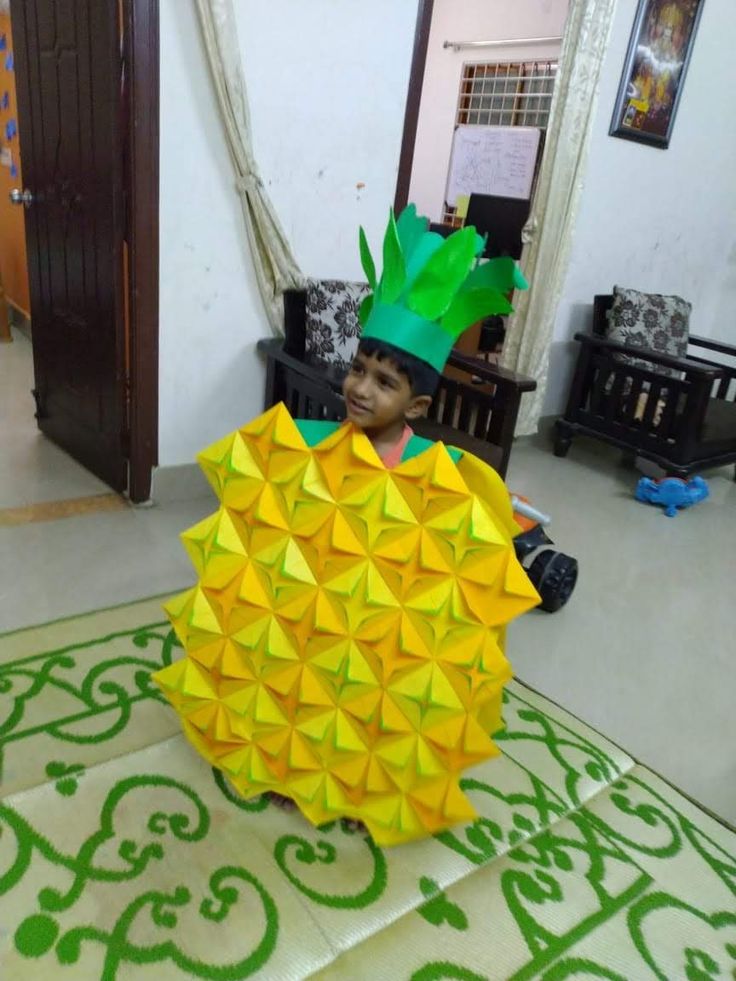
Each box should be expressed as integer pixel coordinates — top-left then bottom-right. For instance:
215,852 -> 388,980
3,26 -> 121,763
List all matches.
409,0 -> 569,221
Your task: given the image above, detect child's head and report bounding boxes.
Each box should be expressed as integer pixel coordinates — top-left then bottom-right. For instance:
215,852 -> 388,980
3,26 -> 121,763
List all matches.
342,338 -> 439,434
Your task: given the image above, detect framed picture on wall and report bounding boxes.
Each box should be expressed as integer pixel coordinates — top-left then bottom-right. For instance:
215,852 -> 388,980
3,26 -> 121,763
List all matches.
609,0 -> 705,149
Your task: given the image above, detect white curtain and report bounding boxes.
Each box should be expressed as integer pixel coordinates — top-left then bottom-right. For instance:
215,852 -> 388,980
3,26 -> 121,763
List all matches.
195,0 -> 305,333
501,0 -> 617,435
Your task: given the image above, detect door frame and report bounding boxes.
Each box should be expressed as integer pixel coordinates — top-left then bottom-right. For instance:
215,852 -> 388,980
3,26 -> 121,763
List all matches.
125,0 -> 160,503
394,0 -> 434,214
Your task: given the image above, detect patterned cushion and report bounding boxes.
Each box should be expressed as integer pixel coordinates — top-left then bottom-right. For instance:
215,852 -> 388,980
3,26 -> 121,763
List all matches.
605,286 -> 691,379
304,278 -> 370,370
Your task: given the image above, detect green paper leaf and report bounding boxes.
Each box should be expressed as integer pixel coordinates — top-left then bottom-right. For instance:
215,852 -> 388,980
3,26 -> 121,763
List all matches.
403,232 -> 446,292
396,204 -> 428,265
441,287 -> 513,335
359,226 -> 377,290
358,293 -> 374,327
407,226 -> 478,320
381,209 -> 406,305
465,257 -> 529,292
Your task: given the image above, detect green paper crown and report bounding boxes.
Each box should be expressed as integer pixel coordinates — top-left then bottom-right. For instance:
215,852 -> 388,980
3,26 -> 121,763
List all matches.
358,204 -> 529,373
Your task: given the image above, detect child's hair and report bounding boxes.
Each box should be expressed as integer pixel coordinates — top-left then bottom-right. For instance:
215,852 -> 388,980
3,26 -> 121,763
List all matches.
357,338 -> 440,397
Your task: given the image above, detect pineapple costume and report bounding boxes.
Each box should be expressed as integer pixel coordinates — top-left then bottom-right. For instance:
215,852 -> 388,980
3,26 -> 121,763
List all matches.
153,207 -> 539,845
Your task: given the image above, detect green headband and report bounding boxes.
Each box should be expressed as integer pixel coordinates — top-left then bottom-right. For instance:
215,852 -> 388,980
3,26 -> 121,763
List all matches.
358,205 -> 528,373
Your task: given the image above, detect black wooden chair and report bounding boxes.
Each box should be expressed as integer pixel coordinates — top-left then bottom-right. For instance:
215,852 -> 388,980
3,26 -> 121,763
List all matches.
256,289 -> 537,478
555,295 -> 736,478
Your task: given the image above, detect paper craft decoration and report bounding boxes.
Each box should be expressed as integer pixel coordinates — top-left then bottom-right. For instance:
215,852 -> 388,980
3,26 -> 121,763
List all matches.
154,404 -> 539,846
359,204 -> 528,373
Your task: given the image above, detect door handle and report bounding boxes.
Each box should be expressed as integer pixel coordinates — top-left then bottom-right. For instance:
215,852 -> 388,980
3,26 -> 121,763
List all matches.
9,188 -> 34,208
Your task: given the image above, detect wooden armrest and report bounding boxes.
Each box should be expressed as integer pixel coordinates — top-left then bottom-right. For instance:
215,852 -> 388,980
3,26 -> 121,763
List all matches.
257,338 -> 345,388
573,332 -> 724,378
446,351 -> 537,392
688,334 -> 736,358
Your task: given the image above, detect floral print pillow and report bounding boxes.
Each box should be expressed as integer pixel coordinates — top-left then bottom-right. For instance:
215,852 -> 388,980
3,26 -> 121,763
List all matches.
305,279 -> 370,371
605,286 -> 691,379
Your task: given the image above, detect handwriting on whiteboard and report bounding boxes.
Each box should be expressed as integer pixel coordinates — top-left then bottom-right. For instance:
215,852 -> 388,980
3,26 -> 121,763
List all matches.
446,126 -> 541,205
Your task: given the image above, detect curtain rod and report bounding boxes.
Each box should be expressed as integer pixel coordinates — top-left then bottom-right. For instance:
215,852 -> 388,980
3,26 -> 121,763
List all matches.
443,37 -> 563,52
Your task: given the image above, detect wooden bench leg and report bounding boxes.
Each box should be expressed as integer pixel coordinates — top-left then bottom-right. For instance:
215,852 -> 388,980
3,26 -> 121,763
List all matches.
553,420 -> 574,458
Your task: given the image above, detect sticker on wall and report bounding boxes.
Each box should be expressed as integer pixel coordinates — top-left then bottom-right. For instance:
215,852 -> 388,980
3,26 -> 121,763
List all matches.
1,91 -> 9,110
10,161 -> 17,177
0,146 -> 11,167
4,52 -> 13,72
0,35 -> 7,52
5,117 -> 16,140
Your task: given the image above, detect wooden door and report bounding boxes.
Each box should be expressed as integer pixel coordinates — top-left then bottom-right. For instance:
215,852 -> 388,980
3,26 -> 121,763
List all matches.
10,0 -> 128,492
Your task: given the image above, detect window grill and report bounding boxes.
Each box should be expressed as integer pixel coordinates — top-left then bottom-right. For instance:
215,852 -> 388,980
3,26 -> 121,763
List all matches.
443,60 -> 557,224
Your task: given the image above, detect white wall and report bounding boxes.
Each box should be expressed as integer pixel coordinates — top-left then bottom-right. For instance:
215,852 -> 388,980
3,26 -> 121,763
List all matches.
409,0 -> 569,220
545,0 -> 736,415
158,0 -> 419,466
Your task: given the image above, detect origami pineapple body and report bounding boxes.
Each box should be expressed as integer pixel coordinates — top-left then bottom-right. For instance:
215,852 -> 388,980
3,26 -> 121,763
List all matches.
153,404 -> 538,846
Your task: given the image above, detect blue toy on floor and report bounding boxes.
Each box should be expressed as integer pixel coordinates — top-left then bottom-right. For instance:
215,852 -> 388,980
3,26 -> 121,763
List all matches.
634,475 -> 709,517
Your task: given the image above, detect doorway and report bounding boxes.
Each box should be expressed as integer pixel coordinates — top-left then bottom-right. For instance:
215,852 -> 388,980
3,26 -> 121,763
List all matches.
395,0 -> 568,365
0,0 -> 159,505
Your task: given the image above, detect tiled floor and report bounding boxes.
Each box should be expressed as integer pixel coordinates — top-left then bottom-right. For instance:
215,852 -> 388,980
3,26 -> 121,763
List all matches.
2,327 -> 735,827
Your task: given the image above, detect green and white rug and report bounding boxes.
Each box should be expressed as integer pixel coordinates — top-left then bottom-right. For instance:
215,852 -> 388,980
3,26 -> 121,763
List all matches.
1,598 -> 734,980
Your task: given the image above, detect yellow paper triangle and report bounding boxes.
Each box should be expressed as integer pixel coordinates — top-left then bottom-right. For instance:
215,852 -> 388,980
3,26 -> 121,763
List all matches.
296,708 -> 335,740
288,732 -> 322,771
334,711 -> 368,752
382,479 -> 417,523
254,686 -> 288,726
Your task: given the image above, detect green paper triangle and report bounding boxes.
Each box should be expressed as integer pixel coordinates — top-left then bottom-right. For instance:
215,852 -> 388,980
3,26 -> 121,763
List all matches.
464,256 -> 529,293
396,204 -> 429,265
381,210 -> 406,305
359,226 -> 377,290
358,293 -> 374,327
407,226 -> 479,320
441,287 -> 513,336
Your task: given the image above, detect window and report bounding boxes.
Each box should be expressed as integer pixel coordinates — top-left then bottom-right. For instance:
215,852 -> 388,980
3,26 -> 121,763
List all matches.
444,60 -> 558,222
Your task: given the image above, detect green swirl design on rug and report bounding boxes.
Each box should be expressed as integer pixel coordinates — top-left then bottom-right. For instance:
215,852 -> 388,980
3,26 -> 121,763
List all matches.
411,963 -> 487,981
0,624 -> 179,774
2,774 -> 278,978
274,819 -> 388,908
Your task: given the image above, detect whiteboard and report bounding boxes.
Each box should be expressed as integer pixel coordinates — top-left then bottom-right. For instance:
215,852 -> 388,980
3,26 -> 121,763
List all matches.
446,125 -> 541,205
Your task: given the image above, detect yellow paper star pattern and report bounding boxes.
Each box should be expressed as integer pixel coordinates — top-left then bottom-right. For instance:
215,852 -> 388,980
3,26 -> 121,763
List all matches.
153,404 -> 539,845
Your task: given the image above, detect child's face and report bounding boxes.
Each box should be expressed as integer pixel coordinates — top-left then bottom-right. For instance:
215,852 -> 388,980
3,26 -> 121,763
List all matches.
343,351 -> 431,433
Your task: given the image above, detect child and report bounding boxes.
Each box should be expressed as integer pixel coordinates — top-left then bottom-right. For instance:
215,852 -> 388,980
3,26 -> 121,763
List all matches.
342,338 -> 437,467
154,206 -> 539,846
